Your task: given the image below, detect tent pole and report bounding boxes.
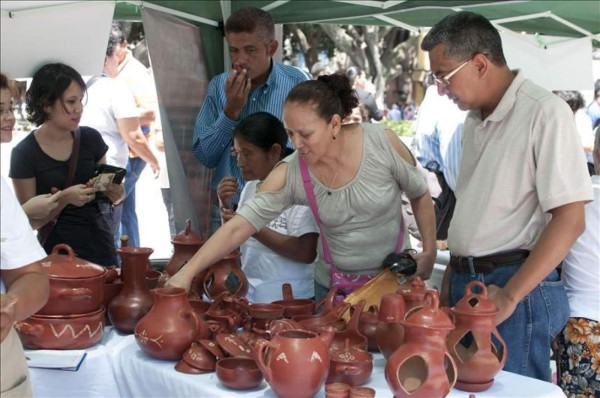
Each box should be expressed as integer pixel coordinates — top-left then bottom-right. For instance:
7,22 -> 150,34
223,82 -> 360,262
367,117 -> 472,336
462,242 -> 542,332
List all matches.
119,0 -> 219,27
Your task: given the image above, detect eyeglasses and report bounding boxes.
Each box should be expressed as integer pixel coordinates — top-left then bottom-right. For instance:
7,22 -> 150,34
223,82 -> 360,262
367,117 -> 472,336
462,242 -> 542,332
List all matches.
433,60 -> 469,89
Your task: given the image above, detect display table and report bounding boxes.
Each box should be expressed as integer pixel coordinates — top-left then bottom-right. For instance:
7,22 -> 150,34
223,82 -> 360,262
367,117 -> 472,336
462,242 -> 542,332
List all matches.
30,326 -> 565,398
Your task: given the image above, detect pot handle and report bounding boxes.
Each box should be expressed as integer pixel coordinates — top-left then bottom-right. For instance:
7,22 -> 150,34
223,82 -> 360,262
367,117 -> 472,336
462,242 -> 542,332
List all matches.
50,243 -> 75,258
255,339 -> 278,383
14,322 -> 44,336
55,287 -> 93,301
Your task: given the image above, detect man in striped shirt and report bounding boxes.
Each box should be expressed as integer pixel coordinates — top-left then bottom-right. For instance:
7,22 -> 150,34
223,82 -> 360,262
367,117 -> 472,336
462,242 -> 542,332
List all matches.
192,7 -> 309,234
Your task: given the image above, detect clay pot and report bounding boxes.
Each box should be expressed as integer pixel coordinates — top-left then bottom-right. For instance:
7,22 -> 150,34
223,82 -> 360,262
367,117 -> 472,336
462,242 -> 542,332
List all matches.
37,244 -> 106,316
165,219 -> 205,275
385,291 -> 456,398
104,266 -> 119,284
107,247 -> 154,333
446,281 -> 507,392
15,307 -> 105,349
216,333 -> 254,358
327,338 -> 374,386
294,301 -> 350,333
332,300 -> 368,351
375,292 -> 406,359
216,357 -> 264,390
264,319 -> 308,340
255,327 -> 336,398
325,383 -> 351,398
204,293 -> 242,333
396,276 -> 432,314
358,305 -> 379,352
182,341 -> 217,371
135,287 -> 201,360
271,283 -> 316,318
349,386 -> 376,398
202,250 -> 248,299
145,270 -> 162,289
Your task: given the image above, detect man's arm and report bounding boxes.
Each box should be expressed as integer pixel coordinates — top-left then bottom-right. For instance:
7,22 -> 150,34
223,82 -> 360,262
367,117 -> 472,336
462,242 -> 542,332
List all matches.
116,117 -> 160,176
488,201 -> 585,325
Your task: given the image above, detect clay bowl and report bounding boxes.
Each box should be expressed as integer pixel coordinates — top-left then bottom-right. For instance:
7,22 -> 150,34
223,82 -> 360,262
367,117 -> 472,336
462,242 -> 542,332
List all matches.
145,270 -> 162,289
271,298 -> 315,318
198,339 -> 225,361
15,307 -> 105,349
248,303 -> 285,320
216,357 -> 264,390
327,340 -> 374,386
174,359 -> 212,375
182,341 -> 217,371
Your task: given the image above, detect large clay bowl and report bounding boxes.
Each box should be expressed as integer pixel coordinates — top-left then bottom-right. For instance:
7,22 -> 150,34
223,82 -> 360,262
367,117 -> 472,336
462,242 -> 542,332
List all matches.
271,298 -> 315,318
216,357 -> 263,390
248,303 -> 284,320
15,307 -> 105,349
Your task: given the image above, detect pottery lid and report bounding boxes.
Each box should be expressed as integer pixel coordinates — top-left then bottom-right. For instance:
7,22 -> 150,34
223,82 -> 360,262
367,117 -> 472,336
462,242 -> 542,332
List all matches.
330,339 -> 373,363
41,244 -> 106,279
402,290 -> 454,331
171,219 -> 205,246
396,276 -> 429,301
452,280 -> 499,316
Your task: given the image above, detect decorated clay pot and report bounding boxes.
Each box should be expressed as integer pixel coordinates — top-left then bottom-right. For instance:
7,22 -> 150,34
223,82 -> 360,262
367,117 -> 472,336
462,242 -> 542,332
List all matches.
375,292 -> 406,359
216,357 -> 264,390
107,247 -> 154,333
15,306 -> 105,349
327,338 -> 373,386
446,280 -> 507,392
255,327 -> 336,398
202,250 -> 249,299
37,244 -> 106,316
135,287 -> 201,360
385,291 -> 456,398
396,276 -> 432,314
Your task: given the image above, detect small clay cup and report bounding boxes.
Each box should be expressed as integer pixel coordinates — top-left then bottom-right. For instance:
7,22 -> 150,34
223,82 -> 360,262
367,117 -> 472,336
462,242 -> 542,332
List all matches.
349,386 -> 376,398
216,357 -> 263,390
325,382 -> 351,398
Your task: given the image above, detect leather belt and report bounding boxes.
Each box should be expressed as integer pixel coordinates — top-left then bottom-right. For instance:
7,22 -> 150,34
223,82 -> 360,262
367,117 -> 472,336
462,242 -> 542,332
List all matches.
449,250 -> 530,274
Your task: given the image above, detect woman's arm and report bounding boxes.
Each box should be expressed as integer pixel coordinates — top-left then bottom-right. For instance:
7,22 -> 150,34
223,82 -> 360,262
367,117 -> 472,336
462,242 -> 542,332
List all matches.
252,230 -> 318,263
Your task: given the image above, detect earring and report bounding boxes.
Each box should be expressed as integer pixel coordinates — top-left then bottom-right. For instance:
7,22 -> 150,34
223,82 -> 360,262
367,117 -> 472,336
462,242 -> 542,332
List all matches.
332,134 -> 336,140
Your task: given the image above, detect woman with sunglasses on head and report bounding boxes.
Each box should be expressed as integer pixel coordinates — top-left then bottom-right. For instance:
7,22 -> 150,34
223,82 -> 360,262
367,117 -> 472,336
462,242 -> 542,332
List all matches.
167,74 -> 436,301
217,112 -> 318,302
9,63 -> 123,266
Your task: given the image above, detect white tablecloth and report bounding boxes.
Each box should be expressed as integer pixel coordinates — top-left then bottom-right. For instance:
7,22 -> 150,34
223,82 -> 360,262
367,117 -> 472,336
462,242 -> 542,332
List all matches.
28,326 -> 565,398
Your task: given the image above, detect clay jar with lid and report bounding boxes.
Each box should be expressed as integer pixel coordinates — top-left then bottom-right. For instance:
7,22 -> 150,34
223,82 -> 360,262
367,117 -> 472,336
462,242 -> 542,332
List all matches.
37,244 -> 106,316
134,287 -> 201,360
202,250 -> 249,299
385,290 -> 457,398
396,276 -> 433,315
446,280 -> 507,392
327,338 -> 373,386
164,220 -> 206,294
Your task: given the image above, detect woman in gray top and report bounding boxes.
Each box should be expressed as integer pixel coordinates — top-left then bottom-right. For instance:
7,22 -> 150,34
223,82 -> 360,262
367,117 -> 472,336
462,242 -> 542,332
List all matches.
167,74 -> 436,299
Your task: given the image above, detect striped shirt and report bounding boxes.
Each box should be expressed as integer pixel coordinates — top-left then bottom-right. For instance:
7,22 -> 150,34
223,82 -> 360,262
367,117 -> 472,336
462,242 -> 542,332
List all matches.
192,61 -> 309,203
414,86 -> 467,191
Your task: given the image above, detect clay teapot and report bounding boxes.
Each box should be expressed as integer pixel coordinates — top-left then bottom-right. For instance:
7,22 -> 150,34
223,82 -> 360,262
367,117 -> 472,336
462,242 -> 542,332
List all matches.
385,290 -> 456,398
202,250 -> 249,299
255,327 -> 336,398
134,287 -> 203,360
375,292 -> 406,359
271,283 -> 316,318
327,338 -> 374,386
358,305 -> 380,352
446,280 -> 507,392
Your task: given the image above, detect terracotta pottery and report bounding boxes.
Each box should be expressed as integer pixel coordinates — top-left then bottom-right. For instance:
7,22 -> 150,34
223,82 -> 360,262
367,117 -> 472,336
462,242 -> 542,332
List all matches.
107,247 -> 154,333
325,382 -> 351,398
174,359 -> 211,375
216,333 -> 254,358
15,307 -> 105,349
271,283 -> 316,318
331,300 -> 368,351
135,287 -> 201,360
37,244 -> 106,316
396,276 -> 432,314
255,327 -> 336,398
182,341 -> 217,371
202,250 -> 249,299
198,338 -> 225,360
446,281 -> 507,392
216,357 -> 264,390
264,319 -> 308,340
204,293 -> 242,333
375,292 -> 406,359
349,386 -> 376,398
294,301 -> 350,333
358,305 -> 380,352
145,270 -> 162,289
327,338 -> 373,386
385,291 -> 457,398
104,266 -> 119,284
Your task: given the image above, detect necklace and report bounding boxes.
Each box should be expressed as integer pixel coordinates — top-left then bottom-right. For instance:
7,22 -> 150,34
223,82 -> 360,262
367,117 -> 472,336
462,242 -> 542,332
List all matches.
320,133 -> 346,195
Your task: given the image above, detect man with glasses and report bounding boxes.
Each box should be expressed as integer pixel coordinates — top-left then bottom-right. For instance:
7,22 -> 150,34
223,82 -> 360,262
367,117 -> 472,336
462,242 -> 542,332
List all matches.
422,12 -> 592,381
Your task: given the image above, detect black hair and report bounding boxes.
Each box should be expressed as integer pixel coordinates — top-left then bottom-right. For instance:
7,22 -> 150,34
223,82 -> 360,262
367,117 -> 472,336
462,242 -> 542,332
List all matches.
422,11 -> 506,66
285,73 -> 358,121
225,7 -> 274,44
106,22 -> 126,56
26,63 -> 86,126
553,90 -> 585,113
233,112 -> 291,159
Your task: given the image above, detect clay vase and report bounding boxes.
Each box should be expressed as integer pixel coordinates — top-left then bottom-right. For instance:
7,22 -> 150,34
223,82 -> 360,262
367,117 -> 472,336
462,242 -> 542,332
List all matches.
255,327 -> 336,398
107,247 -> 154,333
375,292 -> 406,359
446,280 -> 507,392
164,220 -> 207,296
396,276 -> 432,314
358,305 -> 380,352
202,250 -> 249,299
385,291 -> 457,398
134,287 -> 200,360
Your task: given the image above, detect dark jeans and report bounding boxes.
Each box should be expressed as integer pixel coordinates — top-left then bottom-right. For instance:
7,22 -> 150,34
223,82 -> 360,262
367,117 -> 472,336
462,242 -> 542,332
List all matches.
121,157 -> 146,247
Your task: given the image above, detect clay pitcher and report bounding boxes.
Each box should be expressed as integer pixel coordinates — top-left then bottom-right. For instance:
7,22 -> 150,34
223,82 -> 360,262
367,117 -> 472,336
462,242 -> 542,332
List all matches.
255,327 -> 336,398
202,250 -> 248,299
446,280 -> 507,392
107,247 -> 154,333
385,291 -> 457,398
375,292 -> 406,359
164,220 -> 206,295
134,287 -> 200,361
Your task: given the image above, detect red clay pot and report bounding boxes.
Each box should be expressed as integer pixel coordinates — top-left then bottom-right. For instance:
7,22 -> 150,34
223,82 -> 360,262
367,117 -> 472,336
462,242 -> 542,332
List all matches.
375,292 -> 406,359
202,251 -> 248,299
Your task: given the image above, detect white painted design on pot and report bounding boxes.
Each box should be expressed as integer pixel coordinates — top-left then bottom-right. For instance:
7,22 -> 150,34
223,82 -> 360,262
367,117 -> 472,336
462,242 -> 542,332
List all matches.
135,329 -> 164,348
49,322 -> 103,339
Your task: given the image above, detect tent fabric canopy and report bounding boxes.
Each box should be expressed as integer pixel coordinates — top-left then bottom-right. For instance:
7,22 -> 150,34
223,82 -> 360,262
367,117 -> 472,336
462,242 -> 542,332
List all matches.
113,0 -> 600,39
